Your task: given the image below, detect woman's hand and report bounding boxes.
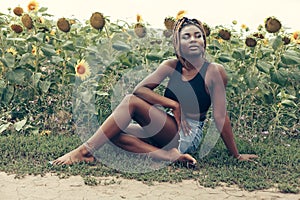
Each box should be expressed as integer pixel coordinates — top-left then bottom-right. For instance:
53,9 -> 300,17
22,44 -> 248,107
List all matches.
172,103 -> 182,130
180,115 -> 191,136
172,104 -> 191,136
237,154 -> 259,162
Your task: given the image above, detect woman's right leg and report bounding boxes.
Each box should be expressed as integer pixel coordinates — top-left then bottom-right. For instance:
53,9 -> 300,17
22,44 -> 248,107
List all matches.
110,124 -> 196,163
52,94 -> 195,165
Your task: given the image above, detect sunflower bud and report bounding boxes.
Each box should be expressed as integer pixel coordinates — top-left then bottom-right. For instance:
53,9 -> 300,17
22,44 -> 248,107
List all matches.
203,23 -> 211,37
134,23 -> 147,38
164,17 -> 175,30
257,24 -> 264,31
253,32 -> 264,39
21,14 -> 34,29
245,37 -> 257,47
219,29 -> 231,40
265,17 -> 281,33
11,24 -> 23,33
69,19 -> 76,25
90,12 -> 105,30
282,36 -> 291,45
163,29 -> 173,38
13,7 -> 23,16
57,18 -> 71,33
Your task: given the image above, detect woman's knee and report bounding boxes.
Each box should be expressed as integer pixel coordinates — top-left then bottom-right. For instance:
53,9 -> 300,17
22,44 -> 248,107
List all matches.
122,94 -> 146,110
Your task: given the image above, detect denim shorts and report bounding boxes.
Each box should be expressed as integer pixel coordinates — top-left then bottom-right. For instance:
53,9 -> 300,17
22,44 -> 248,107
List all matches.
178,118 -> 204,154
166,111 -> 204,154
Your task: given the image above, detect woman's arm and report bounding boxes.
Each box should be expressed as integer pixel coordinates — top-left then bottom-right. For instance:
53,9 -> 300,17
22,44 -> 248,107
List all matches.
133,59 -> 184,129
133,59 -> 179,110
207,63 -> 258,161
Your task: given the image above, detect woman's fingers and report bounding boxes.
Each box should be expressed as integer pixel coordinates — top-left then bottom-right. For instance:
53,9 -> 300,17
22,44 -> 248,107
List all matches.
181,119 -> 191,136
239,154 -> 259,162
172,108 -> 191,136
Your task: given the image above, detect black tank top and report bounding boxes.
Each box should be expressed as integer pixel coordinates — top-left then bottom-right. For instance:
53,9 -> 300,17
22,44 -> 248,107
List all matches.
164,61 -> 211,120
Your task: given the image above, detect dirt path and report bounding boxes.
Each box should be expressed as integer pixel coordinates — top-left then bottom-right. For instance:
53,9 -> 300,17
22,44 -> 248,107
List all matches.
1,172 -> 299,200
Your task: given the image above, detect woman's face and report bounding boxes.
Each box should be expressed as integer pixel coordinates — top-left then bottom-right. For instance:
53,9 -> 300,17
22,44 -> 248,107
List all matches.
179,25 -> 205,59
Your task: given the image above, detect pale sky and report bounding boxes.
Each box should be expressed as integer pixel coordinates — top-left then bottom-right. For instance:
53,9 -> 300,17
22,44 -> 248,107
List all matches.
1,0 -> 298,32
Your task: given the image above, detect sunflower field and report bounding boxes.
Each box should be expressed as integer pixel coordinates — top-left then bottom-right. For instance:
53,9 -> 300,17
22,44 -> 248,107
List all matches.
0,1 -> 299,193
0,4 -> 299,138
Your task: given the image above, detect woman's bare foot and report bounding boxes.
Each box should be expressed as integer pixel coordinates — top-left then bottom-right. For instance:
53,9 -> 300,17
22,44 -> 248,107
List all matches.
50,145 -> 95,165
168,148 -> 197,165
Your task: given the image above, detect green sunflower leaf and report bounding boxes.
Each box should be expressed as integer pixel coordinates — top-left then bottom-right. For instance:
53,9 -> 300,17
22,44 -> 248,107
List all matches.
112,41 -> 131,51
281,99 -> 297,108
270,68 -> 287,86
232,48 -> 245,60
218,54 -> 234,62
1,85 -> 14,104
38,7 -> 48,12
271,36 -> 283,51
62,41 -> 75,51
281,54 -> 300,65
39,80 -> 52,93
1,53 -> 15,68
256,60 -> 272,73
41,45 -> 57,56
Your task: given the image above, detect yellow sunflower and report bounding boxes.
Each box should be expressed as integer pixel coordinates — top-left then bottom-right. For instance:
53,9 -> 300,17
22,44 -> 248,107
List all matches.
262,38 -> 269,46
292,31 -> 299,40
56,49 -> 61,55
28,0 -> 39,11
75,59 -> 91,80
32,45 -> 37,55
40,130 -> 51,136
136,14 -> 143,23
39,17 -> 45,24
176,10 -> 187,20
50,29 -> 56,36
217,38 -> 224,44
6,47 -> 17,55
290,31 -> 300,44
241,24 -> 247,29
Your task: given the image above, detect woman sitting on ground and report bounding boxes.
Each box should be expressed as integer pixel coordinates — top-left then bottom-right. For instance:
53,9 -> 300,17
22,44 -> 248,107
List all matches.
52,17 -> 258,166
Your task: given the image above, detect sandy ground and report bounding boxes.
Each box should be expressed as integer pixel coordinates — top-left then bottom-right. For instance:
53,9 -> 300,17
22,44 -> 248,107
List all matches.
1,172 -> 299,200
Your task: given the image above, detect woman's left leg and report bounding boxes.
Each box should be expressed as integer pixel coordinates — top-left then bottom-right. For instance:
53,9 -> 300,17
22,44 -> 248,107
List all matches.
51,94 -> 195,165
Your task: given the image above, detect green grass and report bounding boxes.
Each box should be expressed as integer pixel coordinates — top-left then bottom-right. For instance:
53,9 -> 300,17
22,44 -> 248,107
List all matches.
0,133 -> 299,193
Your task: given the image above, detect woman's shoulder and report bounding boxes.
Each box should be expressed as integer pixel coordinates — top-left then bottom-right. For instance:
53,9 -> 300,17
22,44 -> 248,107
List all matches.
156,58 -> 178,75
160,58 -> 178,69
206,62 -> 228,85
207,62 -> 225,71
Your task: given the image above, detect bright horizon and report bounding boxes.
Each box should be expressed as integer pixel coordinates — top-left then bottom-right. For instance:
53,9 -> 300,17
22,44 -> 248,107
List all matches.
1,0 -> 299,32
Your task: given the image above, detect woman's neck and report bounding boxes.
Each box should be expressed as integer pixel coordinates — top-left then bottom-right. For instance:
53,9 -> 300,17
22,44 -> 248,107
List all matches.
183,57 -> 205,71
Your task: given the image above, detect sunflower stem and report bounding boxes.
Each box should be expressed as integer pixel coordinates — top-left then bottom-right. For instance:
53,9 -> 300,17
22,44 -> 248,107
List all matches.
34,45 -> 39,73
62,61 -> 66,86
103,24 -> 114,57
104,25 -> 110,39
